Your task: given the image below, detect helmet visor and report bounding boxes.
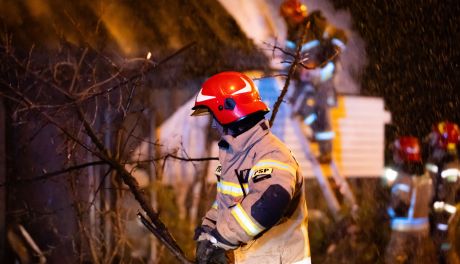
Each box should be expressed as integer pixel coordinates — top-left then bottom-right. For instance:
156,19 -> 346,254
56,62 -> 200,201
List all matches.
191,106 -> 210,116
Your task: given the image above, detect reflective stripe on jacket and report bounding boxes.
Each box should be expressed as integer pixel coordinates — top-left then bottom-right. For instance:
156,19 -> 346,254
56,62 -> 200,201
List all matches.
388,170 -> 433,232
201,119 -> 310,264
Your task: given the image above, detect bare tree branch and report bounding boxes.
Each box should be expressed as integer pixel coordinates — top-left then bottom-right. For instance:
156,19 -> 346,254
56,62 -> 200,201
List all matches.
269,22 -> 310,127
1,35 -> 198,263
0,161 -> 106,187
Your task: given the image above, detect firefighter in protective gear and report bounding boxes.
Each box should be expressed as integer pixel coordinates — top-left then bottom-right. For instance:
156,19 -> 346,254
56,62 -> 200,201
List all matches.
426,121 -> 460,263
280,0 -> 308,43
384,136 -> 437,264
280,2 -> 347,164
191,72 -> 311,264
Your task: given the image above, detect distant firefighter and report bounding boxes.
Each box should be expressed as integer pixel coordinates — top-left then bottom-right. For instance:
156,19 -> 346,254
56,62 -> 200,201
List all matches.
426,121 -> 460,264
280,0 -> 347,164
384,136 -> 436,264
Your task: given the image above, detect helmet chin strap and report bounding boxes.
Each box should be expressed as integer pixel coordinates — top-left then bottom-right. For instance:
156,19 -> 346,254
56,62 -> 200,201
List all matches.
212,112 -> 266,138
223,112 -> 266,138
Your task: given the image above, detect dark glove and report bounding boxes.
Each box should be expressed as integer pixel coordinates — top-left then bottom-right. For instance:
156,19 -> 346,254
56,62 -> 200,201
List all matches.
193,225 -> 213,241
196,239 -> 227,264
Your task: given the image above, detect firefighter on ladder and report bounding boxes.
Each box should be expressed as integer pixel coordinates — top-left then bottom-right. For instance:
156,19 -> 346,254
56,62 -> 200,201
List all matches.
280,0 -> 347,164
190,72 -> 311,264
384,136 -> 436,263
426,121 -> 460,263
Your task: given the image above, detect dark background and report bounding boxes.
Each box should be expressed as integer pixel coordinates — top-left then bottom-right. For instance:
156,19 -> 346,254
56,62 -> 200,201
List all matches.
331,0 -> 459,139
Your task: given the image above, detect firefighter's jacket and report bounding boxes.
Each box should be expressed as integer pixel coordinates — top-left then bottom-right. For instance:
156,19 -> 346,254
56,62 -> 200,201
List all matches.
284,11 -> 347,70
387,169 -> 433,232
426,154 -> 460,233
201,119 -> 311,264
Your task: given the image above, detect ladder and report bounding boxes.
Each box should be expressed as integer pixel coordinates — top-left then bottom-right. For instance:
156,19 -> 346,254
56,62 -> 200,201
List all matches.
290,112 -> 357,220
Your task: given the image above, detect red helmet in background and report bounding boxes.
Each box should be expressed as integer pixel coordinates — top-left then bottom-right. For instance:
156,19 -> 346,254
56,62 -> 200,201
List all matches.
393,136 -> 422,163
191,72 -> 269,125
280,0 -> 308,25
431,121 -> 460,150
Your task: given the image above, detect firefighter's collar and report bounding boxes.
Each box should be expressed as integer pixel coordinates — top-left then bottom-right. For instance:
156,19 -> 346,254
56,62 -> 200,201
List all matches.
219,119 -> 270,153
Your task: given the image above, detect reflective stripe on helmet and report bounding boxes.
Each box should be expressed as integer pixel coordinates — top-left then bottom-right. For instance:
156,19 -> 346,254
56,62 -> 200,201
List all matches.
231,78 -> 252,95
230,203 -> 264,237
191,72 -> 269,125
196,89 -> 216,102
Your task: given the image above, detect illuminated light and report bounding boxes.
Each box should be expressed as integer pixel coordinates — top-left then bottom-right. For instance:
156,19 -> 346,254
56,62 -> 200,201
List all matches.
146,52 -> 152,60
437,223 -> 448,231
433,201 -> 445,211
304,113 -> 317,125
405,146 -> 419,154
433,201 -> 457,214
425,163 -> 438,173
444,203 -> 457,214
286,40 -> 296,50
315,131 -> 335,141
392,183 -> 410,193
441,168 -> 460,181
301,40 -> 320,52
26,0 -> 52,18
98,3 -> 139,54
383,168 -> 398,182
320,62 -> 335,82
331,38 -> 346,51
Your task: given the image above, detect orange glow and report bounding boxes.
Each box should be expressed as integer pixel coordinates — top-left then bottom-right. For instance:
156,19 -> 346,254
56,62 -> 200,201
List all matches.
25,0 -> 51,18
97,3 -> 138,55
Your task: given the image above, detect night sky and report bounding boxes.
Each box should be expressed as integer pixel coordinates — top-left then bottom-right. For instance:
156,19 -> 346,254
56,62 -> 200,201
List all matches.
331,0 -> 460,138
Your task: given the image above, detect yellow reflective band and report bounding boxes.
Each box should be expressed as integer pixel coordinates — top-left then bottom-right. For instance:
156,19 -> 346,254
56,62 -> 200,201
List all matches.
211,201 -> 218,209
217,181 -> 249,197
250,159 -> 296,177
231,204 -> 264,237
300,222 -> 311,258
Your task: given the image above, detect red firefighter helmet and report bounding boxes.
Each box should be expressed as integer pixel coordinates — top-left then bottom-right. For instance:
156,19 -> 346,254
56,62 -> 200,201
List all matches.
431,121 -> 460,150
393,136 -> 422,163
280,0 -> 308,25
191,72 -> 269,125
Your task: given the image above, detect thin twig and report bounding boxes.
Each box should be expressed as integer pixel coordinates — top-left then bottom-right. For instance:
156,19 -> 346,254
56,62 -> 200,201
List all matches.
0,161 -> 106,187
